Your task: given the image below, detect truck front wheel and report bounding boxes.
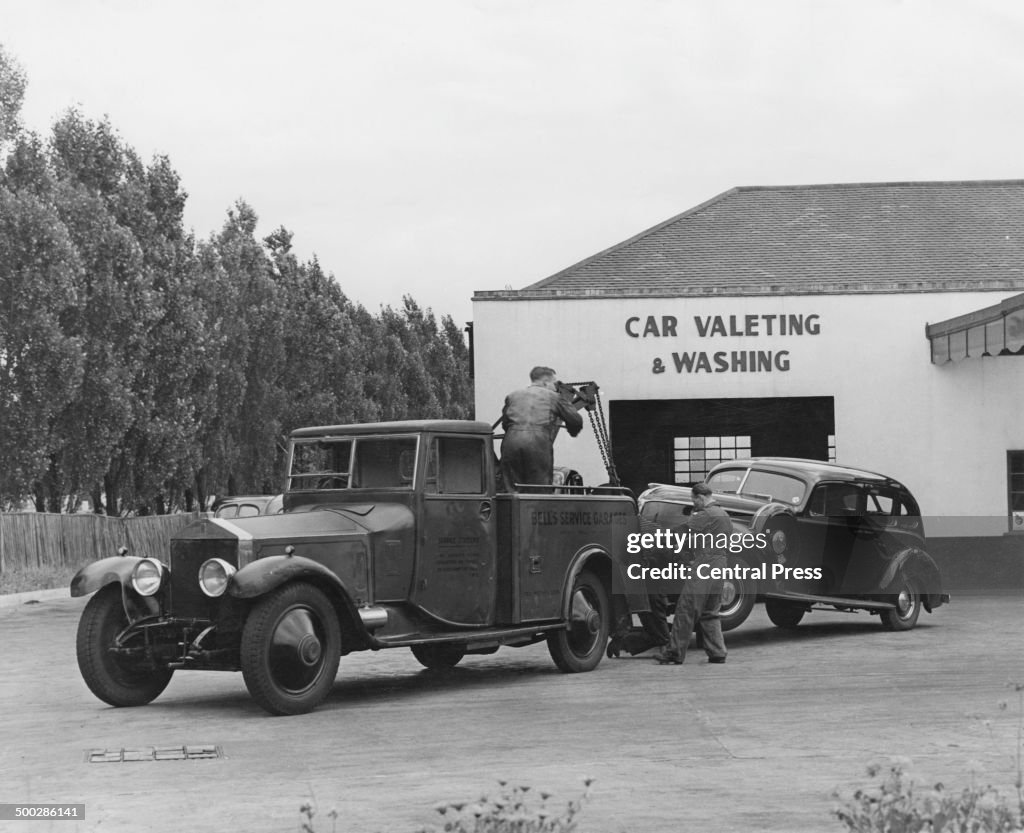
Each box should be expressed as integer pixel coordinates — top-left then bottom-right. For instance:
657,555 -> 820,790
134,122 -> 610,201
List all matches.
241,582 -> 341,715
547,569 -> 610,673
76,584 -> 174,707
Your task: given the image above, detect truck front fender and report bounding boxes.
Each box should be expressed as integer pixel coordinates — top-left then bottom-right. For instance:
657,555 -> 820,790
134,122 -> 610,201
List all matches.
71,556 -> 144,598
228,555 -> 373,644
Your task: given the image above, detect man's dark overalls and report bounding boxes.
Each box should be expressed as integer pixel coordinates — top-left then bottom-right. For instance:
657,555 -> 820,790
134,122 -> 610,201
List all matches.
663,501 -> 732,663
500,383 -> 583,492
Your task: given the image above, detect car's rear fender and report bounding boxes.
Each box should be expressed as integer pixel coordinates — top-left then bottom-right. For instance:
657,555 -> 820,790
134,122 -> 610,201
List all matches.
879,548 -> 944,611
229,555 -> 376,650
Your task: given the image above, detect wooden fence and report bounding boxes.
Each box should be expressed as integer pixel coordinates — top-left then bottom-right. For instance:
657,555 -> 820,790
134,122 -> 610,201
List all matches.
0,513 -> 201,574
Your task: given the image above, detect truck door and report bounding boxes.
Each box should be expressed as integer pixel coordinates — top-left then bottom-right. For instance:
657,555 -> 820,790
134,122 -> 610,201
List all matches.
414,435 -> 497,625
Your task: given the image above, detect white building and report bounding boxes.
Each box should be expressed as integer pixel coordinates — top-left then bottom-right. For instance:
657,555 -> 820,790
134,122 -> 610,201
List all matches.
473,180 -> 1024,539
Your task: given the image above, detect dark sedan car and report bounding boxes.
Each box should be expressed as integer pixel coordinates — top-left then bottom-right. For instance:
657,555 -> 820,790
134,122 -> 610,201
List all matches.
212,494 -> 283,519
636,458 -> 949,632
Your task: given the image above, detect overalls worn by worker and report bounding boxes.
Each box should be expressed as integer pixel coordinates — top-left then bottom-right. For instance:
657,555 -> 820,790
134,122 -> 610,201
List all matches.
500,367 -> 583,492
655,482 -> 731,665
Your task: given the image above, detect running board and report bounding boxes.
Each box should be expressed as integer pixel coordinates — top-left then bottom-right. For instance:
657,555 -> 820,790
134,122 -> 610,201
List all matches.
764,592 -> 896,611
373,621 -> 566,649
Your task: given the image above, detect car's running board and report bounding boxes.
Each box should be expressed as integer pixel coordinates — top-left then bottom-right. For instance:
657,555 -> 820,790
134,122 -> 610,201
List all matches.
764,592 -> 896,611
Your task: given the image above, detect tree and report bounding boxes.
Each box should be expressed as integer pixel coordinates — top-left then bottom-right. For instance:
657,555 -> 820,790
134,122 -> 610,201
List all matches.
0,44 -> 27,146
0,187 -> 84,504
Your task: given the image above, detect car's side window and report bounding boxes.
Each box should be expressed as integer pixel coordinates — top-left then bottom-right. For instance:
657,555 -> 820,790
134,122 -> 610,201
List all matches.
237,504 -> 260,518
809,484 -> 865,516
866,492 -> 894,516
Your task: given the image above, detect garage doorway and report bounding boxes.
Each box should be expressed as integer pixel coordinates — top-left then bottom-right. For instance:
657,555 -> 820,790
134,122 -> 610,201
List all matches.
610,397 -> 836,496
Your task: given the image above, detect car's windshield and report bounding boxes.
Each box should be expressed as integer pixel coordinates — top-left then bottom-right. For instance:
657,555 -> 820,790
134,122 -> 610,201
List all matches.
739,470 -> 806,505
289,436 -> 418,490
706,468 -> 745,493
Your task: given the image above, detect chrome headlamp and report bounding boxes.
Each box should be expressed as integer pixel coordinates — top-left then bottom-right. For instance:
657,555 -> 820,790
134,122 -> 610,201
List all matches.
198,558 -> 237,598
131,558 -> 165,597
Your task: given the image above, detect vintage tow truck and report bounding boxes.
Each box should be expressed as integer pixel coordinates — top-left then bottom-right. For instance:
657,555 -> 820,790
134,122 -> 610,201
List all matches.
72,404 -> 642,715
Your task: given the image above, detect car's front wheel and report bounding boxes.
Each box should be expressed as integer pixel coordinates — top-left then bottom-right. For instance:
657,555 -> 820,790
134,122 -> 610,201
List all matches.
547,569 -> 610,672
241,582 -> 341,715
718,556 -> 757,631
880,575 -> 922,631
76,584 -> 174,707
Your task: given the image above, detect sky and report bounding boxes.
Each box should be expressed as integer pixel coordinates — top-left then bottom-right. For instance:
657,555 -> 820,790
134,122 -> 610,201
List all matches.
3,0 -> 1024,324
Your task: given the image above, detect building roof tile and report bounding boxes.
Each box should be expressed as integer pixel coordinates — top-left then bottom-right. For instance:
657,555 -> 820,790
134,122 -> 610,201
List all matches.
475,180 -> 1024,299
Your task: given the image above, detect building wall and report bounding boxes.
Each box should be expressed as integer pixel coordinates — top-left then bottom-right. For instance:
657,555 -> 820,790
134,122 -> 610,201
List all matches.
473,291 -> 1023,530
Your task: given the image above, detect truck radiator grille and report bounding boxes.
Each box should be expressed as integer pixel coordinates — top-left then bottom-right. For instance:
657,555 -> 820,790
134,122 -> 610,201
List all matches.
169,539 -> 237,620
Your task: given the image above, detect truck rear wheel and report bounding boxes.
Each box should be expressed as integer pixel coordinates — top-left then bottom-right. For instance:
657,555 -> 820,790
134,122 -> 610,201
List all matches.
241,582 -> 341,715
547,569 -> 610,673
77,584 -> 174,707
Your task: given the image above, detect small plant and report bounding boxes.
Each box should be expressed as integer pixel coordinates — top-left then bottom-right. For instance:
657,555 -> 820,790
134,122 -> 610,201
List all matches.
834,683 -> 1024,832
418,778 -> 594,833
298,778 -> 595,833
833,756 -> 1020,832
299,798 -> 338,833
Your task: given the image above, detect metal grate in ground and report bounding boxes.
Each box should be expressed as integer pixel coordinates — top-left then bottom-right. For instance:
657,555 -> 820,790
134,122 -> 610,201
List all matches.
85,745 -> 223,763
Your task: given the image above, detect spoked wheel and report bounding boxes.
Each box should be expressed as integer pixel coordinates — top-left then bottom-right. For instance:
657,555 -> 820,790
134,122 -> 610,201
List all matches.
241,583 -> 341,715
765,598 -> 806,629
718,556 -> 756,631
547,569 -> 610,673
881,575 -> 922,631
76,584 -> 174,707
411,643 -> 466,669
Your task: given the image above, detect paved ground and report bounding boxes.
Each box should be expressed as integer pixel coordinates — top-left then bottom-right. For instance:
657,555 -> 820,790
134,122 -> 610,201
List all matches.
2,593 -> 1023,833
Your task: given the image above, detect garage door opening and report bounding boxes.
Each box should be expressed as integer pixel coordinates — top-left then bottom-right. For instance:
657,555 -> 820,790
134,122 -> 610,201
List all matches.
610,397 -> 836,496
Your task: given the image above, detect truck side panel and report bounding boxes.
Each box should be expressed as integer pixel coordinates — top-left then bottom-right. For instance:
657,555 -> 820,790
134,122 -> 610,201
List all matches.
499,494 -> 636,622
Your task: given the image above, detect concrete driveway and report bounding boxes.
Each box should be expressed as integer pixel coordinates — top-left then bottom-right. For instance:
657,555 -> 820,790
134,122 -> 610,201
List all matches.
2,593 -> 1023,832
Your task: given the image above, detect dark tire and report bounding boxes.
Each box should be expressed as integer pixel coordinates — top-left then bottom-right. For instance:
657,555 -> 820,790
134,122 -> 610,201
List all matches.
718,556 -> 756,631
411,643 -> 466,669
76,584 -> 173,707
547,569 -> 610,673
881,575 -> 922,631
765,598 -> 806,629
241,583 -> 341,715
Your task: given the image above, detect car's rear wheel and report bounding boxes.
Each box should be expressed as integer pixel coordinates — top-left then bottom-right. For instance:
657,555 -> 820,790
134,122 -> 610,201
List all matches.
241,582 -> 341,715
411,643 -> 466,669
880,575 -> 921,631
76,584 -> 174,707
765,598 -> 806,629
718,556 -> 756,631
547,569 -> 610,672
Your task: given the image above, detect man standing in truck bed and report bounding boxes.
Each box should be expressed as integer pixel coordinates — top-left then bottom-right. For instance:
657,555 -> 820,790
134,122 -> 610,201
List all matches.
500,366 -> 584,492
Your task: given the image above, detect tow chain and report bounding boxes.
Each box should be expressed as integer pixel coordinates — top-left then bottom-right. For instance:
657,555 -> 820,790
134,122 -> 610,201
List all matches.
566,381 -> 620,486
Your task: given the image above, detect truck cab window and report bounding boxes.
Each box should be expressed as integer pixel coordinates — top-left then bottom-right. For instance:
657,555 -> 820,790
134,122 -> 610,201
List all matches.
428,436 -> 485,494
